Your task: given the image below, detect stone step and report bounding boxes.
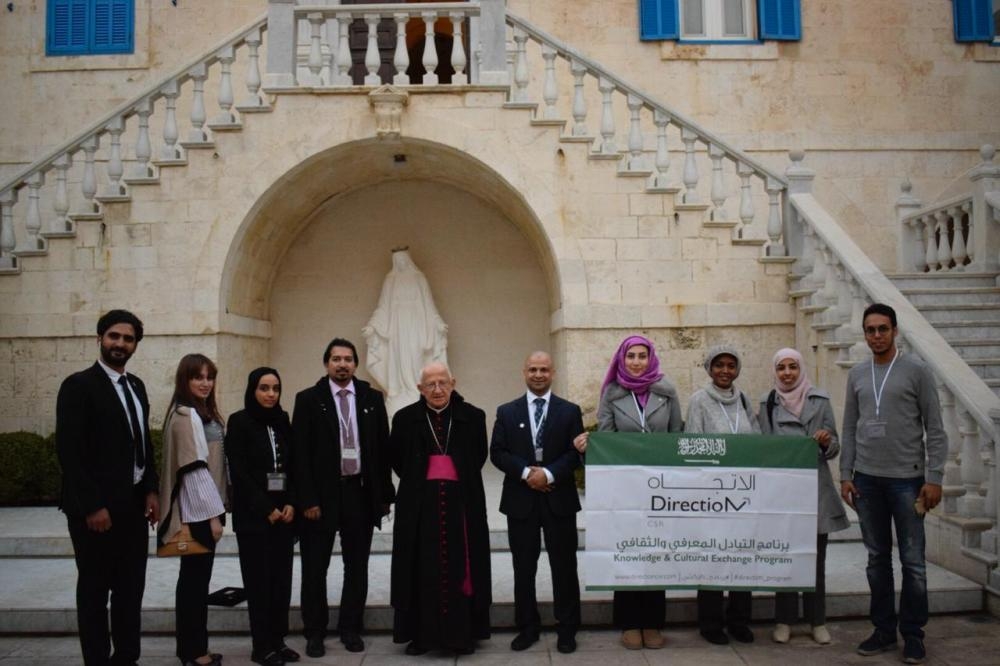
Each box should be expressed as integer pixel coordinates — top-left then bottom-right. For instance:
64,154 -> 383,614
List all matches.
900,287 -> 1000,307
918,304 -> 1000,325
965,358 -> 1000,380
945,340 -> 1000,360
0,542 -> 980,634
888,272 -> 1000,290
929,321 -> 1000,341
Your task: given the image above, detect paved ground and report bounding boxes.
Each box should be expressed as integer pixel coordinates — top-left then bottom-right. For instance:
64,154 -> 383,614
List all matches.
0,614 -> 998,665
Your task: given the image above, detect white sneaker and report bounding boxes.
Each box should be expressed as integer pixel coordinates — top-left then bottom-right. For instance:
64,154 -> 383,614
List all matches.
812,625 -> 831,645
772,624 -> 791,644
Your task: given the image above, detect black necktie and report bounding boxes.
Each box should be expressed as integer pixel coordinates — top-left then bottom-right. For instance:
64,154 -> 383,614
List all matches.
118,375 -> 145,468
533,397 -> 545,451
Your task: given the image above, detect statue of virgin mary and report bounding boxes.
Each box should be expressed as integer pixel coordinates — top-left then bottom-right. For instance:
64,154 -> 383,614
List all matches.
363,248 -> 448,416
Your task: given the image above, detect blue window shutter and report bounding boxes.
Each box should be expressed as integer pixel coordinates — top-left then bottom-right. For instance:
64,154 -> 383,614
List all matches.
953,0 -> 992,42
47,0 -> 89,55
92,0 -> 133,53
639,0 -> 679,40
758,0 -> 801,41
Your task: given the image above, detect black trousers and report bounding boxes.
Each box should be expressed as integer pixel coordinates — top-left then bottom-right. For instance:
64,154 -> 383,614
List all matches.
299,477 -> 374,639
613,590 -> 665,630
507,498 -> 580,636
697,590 -> 752,633
67,492 -> 149,666
236,524 -> 294,655
175,519 -> 217,660
775,533 -> 829,626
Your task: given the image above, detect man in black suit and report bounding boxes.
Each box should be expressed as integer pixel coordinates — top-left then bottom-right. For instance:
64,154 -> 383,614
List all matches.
56,309 -> 159,665
292,338 -> 394,657
490,351 -> 585,654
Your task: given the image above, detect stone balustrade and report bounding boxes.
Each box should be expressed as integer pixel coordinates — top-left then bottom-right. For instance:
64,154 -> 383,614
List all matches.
786,151 -> 1000,584
0,15 -> 271,273
503,12 -> 788,257
898,145 -> 1000,276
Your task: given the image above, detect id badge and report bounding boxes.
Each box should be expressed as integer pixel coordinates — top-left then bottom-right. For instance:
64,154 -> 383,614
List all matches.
864,420 -> 888,439
534,447 -> 544,462
342,447 -> 360,461
267,472 -> 287,492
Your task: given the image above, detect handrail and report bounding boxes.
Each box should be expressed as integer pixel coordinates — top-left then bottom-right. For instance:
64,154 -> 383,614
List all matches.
505,11 -> 787,186
901,192 -> 974,224
0,14 -> 268,197
790,191 -> 1000,442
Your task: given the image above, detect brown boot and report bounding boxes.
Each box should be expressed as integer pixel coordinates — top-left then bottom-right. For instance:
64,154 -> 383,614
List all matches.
621,629 -> 642,650
642,629 -> 666,649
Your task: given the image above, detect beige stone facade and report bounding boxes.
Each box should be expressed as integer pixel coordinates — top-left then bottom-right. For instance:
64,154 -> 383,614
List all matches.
0,1 -> 996,434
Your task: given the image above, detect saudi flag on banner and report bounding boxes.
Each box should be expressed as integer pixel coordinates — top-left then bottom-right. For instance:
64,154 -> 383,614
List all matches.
582,432 -> 818,591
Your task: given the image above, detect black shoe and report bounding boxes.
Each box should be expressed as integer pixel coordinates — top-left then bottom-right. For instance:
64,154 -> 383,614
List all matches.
700,629 -> 729,645
857,630 -> 898,656
510,630 -> 540,651
454,645 -> 475,655
250,651 -> 284,666
405,641 -> 428,656
556,634 -> 577,654
210,655 -> 223,664
305,637 -> 325,658
341,633 -> 365,653
728,625 -> 754,643
276,645 -> 299,662
902,636 -> 926,664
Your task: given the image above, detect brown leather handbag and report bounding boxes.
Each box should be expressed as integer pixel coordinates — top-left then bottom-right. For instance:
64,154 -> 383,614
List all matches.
157,524 -> 211,557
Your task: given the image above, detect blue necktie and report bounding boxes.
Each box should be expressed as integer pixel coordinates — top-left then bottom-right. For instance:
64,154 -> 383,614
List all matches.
533,397 -> 545,458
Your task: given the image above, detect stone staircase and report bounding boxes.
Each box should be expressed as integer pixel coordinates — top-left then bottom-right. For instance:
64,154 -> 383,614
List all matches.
888,272 -> 1000,397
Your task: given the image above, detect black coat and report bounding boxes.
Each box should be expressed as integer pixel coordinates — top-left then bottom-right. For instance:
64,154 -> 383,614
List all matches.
291,377 -> 395,531
56,362 -> 158,517
225,409 -> 295,534
490,393 -> 584,519
389,393 -> 492,614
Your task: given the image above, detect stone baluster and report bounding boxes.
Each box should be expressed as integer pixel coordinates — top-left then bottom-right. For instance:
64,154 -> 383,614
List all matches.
79,136 -> 100,213
962,202 -> 975,265
363,14 -> 382,85
160,81 -> 182,160
909,219 -> 926,272
0,189 -> 15,269
130,99 -> 153,179
393,14 -> 410,85
807,241 -> 834,313
737,161 -> 754,233
922,215 -> 937,272
569,59 -> 588,136
831,260 -> 855,339
968,144 -> 1000,273
22,172 -> 43,250
650,110 -> 671,189
793,216 -> 817,281
541,46 -> 558,119
765,178 -> 785,255
214,46 -> 239,124
421,11 -> 439,85
846,276 -> 871,363
681,128 -> 700,203
895,179 -> 922,272
980,431 -> 997,554
51,154 -> 72,233
307,13 -> 324,85
103,117 -> 126,197
449,12 -> 467,84
334,16 -> 352,85
935,210 -> 952,271
240,28 -> 266,107
187,64 -> 210,143
801,234 -> 827,294
950,205 -> 967,268
938,385 -> 964,513
708,144 -> 726,219
597,78 -> 617,155
625,95 -> 646,170
957,408 -> 986,516
820,255 -> 848,327
511,29 -> 529,103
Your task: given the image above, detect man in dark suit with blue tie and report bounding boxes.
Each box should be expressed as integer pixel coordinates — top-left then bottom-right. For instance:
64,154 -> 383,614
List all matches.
56,309 -> 160,665
490,351 -> 585,654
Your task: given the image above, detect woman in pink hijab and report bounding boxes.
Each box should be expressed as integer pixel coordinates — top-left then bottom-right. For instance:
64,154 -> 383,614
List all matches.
759,348 -> 849,646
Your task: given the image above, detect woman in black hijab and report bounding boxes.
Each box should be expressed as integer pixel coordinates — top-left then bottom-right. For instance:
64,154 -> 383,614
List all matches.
224,368 -> 298,666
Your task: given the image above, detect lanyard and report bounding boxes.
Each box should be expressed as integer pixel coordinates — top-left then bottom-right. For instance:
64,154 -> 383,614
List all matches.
425,413 -> 452,455
266,426 -> 278,472
870,348 -> 900,419
631,392 -> 647,432
719,401 -> 741,434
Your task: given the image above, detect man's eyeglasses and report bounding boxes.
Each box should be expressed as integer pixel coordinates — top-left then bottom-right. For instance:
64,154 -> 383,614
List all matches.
863,325 -> 892,336
421,381 -> 452,391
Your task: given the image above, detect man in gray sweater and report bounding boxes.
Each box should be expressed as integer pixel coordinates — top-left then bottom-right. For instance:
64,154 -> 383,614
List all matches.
840,303 -> 946,665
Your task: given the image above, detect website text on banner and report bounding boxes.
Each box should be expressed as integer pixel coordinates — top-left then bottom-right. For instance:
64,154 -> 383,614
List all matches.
582,432 -> 817,592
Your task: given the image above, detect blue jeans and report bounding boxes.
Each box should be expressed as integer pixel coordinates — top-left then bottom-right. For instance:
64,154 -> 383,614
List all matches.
853,472 -> 927,639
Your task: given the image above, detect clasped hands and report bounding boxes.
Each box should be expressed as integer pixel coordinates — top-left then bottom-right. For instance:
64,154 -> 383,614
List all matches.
525,466 -> 552,492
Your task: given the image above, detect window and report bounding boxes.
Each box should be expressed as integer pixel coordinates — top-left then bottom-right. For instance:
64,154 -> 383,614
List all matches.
952,0 -> 1000,43
46,0 -> 134,56
640,0 -> 801,42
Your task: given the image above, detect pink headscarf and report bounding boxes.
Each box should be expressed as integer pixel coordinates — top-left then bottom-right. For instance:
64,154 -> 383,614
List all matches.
601,335 -> 664,408
772,347 -> 812,418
